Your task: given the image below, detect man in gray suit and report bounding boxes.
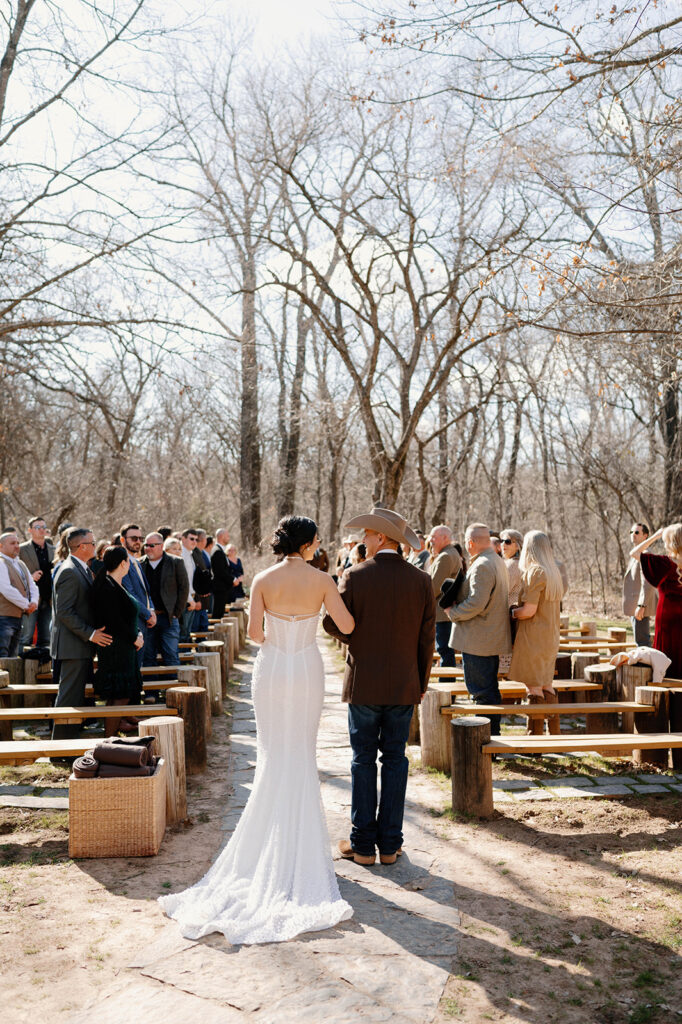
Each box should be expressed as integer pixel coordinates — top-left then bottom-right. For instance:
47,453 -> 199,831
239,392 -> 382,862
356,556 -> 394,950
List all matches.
51,528 -> 112,745
444,522 -> 510,736
623,522 -> 658,645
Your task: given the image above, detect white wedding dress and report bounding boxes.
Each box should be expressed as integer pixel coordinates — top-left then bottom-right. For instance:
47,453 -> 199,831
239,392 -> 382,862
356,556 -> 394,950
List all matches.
158,610 -> 353,944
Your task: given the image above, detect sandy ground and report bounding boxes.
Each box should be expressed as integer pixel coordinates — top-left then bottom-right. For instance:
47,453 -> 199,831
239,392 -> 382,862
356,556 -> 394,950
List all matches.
1,644 -> 681,1024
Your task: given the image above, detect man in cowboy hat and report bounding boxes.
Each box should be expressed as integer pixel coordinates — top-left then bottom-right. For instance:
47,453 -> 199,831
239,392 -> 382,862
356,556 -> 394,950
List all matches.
323,506 -> 435,867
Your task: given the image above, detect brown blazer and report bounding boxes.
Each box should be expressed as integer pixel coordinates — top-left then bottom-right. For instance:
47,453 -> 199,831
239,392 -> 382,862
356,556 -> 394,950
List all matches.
322,552 -> 436,705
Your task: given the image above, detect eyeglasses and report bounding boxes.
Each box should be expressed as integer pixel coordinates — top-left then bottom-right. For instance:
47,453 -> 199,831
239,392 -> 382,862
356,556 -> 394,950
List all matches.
127,535 -> 143,542
630,529 -> 642,536
144,542 -> 162,548
501,538 -> 515,545
32,524 -> 47,530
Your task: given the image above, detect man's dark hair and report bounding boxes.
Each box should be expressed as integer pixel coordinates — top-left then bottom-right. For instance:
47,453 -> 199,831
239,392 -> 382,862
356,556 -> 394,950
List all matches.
28,516 -> 46,529
206,535 -> 213,546
57,521 -> 74,536
120,523 -> 141,539
157,526 -> 173,540
66,527 -> 90,551
636,522 -> 650,537
182,528 -> 198,539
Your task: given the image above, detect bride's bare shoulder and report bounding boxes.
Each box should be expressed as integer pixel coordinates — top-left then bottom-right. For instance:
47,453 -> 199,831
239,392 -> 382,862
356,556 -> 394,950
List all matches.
252,563 -> 281,584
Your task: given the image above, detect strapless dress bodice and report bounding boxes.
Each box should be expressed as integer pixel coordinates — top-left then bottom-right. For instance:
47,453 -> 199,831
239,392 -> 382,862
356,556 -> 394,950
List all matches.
263,611 -> 319,654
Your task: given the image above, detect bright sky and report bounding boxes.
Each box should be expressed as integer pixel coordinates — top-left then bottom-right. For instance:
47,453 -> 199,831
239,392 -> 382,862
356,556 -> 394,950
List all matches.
228,0 -> 342,45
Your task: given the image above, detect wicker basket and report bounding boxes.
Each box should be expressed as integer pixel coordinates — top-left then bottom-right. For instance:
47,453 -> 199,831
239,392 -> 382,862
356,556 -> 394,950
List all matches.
68,758 -> 167,858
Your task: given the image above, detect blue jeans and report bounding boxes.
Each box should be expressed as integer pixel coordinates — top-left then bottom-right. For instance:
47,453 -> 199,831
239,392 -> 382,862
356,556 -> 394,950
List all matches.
19,601 -> 52,652
461,652 -> 502,736
143,613 -> 180,667
191,607 -> 209,633
348,703 -> 414,856
632,615 -> 651,647
179,607 -> 194,643
435,621 -> 456,667
0,615 -> 22,658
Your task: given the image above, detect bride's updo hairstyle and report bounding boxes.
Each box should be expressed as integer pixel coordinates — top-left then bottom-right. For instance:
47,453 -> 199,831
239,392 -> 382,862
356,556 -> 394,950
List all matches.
271,515 -> 317,558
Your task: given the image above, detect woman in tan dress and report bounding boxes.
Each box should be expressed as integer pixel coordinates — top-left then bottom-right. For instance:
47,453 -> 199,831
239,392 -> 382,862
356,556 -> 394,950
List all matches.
509,531 -> 563,735
498,529 -> 523,676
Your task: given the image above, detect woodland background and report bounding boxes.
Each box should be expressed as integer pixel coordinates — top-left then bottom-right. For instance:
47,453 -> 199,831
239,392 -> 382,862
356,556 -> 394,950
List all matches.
1,0 -> 680,613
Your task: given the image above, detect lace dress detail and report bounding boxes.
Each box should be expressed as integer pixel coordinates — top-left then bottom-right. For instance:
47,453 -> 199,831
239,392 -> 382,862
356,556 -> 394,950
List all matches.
158,611 -> 352,944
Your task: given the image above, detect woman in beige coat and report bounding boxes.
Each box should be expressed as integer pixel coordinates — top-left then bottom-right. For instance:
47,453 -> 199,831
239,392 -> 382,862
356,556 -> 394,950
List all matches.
509,531 -> 563,735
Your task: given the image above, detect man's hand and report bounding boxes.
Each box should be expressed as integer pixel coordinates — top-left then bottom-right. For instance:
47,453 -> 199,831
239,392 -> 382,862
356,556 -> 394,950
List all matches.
634,607 -> 645,621
134,633 -> 144,651
32,570 -> 43,582
26,602 -> 38,614
92,627 -> 113,647
147,610 -> 157,628
187,599 -> 199,612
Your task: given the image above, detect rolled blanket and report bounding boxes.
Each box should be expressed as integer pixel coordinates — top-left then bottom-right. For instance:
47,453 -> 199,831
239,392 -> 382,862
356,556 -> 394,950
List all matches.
72,754 -> 98,778
93,742 -> 149,767
107,735 -> 156,755
97,763 -> 155,778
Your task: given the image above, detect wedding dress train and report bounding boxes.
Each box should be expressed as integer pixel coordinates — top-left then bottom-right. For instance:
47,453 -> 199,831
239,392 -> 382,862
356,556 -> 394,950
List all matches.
158,610 -> 353,944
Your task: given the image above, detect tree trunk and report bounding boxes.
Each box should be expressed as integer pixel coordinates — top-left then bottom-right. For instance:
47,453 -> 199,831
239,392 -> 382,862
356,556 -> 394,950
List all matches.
239,255 -> 261,549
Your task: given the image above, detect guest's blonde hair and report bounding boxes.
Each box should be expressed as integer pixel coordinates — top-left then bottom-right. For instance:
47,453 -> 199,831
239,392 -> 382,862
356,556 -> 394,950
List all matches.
519,530 -> 563,602
662,523 -> 682,584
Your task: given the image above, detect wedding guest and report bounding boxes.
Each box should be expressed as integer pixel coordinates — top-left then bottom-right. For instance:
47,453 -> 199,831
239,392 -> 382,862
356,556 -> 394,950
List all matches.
211,528 -> 234,619
90,539 -> 108,577
164,537 -> 182,556
0,532 -> 39,657
498,528 -> 524,675
408,532 -> 430,570
335,536 -> 355,575
444,523 -> 510,735
141,532 -> 190,667
179,528 -> 201,641
632,523 -> 682,678
120,522 -> 156,666
92,546 -> 144,735
491,534 -> 503,557
427,524 -> 462,668
623,522 -> 658,645
52,525 -> 74,575
226,544 -> 245,599
157,526 -> 173,541
205,535 -> 216,557
51,528 -> 112,745
453,542 -> 467,575
311,546 -> 330,572
192,531 -> 213,630
18,516 -> 54,653
510,531 -> 563,735
350,543 -> 366,566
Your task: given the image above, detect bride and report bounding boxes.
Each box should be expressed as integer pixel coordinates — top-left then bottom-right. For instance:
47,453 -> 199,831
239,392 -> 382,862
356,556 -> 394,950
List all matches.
159,515 -> 355,944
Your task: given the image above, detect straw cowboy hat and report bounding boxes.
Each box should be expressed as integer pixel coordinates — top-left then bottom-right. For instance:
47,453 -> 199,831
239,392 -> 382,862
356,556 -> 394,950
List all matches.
344,507 -> 420,550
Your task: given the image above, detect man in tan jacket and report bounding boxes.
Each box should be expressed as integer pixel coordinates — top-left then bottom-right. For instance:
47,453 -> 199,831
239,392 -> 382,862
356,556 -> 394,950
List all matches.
427,524 -> 462,667
444,523 -> 510,735
623,522 -> 658,645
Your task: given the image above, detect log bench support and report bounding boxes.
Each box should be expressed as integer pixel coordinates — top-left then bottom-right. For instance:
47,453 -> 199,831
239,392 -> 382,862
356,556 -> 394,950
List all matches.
451,716 -> 493,819
139,716 -> 187,824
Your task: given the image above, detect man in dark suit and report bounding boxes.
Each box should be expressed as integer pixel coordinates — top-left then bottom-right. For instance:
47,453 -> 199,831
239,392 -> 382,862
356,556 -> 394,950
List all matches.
51,528 -> 112,742
140,533 -> 190,667
19,515 -> 55,653
323,507 -> 435,867
211,528 -> 234,619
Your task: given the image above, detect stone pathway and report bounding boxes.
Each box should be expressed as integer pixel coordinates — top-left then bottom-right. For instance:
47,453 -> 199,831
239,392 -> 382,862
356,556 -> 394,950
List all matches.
68,634 -> 461,1024
493,771 -> 682,802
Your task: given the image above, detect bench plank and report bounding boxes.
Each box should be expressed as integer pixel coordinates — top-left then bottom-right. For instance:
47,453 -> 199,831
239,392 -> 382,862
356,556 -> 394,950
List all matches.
0,705 -> 177,721
482,733 -> 682,755
0,680 -> 186,697
442,701 -> 654,717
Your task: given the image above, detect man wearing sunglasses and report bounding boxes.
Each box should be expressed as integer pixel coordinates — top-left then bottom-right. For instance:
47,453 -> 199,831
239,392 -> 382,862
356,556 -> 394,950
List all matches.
140,533 -> 190,668
623,523 -> 658,646
120,523 -> 156,668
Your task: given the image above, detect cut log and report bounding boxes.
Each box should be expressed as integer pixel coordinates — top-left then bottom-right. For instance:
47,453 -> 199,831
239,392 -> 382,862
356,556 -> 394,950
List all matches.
670,691 -> 682,770
177,665 -> 212,738
0,658 -> 23,686
633,686 -> 670,768
580,621 -> 597,638
165,686 -> 208,774
559,614 -> 569,630
138,716 -> 187,824
198,639 -> 227,698
451,716 -> 493,819
584,665 -> 620,736
208,625 -> 232,691
225,615 -> 240,660
554,652 -> 572,679
618,663 -> 653,734
608,627 -> 628,643
0,668 -> 11,741
420,684 -> 455,772
193,651 -> 222,716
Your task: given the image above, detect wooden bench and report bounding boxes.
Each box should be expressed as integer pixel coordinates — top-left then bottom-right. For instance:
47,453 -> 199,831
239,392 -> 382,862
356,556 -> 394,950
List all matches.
450,719 -> 682,818
0,705 -> 177,723
0,739 -> 103,765
441,701 -> 655,717
36,666 -> 184,682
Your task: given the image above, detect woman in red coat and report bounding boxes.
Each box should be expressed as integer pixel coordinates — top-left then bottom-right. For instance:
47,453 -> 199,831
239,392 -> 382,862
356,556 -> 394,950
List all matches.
631,523 -> 682,678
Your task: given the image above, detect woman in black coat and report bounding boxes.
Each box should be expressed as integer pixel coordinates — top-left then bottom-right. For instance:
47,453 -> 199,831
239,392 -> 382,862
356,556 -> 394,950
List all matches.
91,546 -> 144,735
